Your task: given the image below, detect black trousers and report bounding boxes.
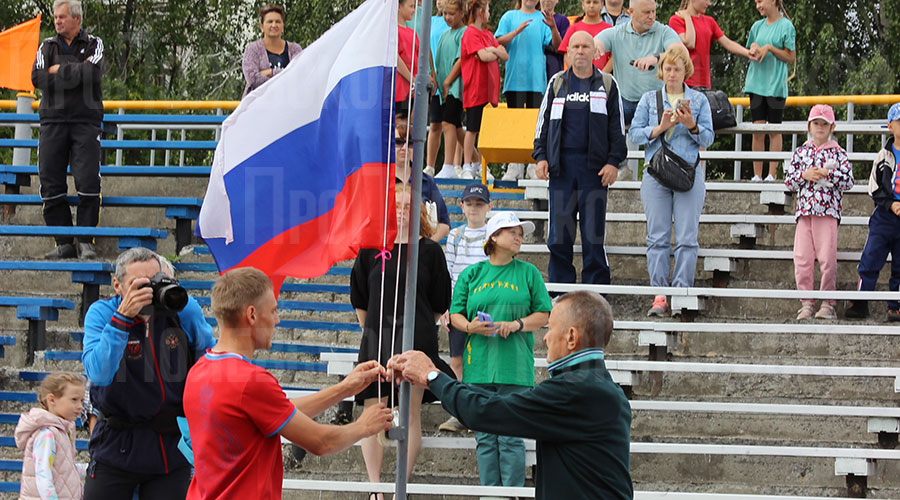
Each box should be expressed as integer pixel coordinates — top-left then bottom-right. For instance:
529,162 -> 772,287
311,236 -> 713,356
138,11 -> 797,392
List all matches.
83,460 -> 191,500
38,121 -> 102,245
504,91 -> 543,109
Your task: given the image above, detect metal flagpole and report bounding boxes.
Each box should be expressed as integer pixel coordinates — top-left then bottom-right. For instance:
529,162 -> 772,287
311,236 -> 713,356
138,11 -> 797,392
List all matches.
392,0 -> 433,498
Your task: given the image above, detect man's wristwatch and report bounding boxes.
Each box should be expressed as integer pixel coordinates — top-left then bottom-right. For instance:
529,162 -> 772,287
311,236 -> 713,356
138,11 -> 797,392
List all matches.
427,370 -> 440,383
515,318 -> 525,332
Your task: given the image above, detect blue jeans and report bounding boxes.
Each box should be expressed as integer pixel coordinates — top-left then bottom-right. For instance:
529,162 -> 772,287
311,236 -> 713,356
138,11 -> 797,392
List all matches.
622,99 -> 639,128
858,206 -> 900,311
640,166 -> 706,288
548,151 -> 610,284
472,384 -> 529,486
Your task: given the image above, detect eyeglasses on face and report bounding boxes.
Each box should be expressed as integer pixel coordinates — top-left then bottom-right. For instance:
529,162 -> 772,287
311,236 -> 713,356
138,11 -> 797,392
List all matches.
395,136 -> 408,146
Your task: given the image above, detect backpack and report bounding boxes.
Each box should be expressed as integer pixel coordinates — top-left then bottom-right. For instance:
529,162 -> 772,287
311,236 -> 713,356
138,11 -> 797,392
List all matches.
692,87 -> 737,130
551,69 -> 613,99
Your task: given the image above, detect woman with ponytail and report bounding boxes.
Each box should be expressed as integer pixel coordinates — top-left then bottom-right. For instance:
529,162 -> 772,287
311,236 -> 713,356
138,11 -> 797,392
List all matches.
668,0 -> 752,88
744,0 -> 796,182
458,0 -> 508,179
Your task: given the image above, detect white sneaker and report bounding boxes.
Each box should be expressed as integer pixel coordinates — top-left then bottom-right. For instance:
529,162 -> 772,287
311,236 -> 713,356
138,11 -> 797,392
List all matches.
525,163 -> 539,180
459,164 -> 477,179
501,163 -> 525,181
764,174 -> 776,182
750,175 -> 762,182
438,416 -> 468,432
424,165 -> 435,176
434,165 -> 457,179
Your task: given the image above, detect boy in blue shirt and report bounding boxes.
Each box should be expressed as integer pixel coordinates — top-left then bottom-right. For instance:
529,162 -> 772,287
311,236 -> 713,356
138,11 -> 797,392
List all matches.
846,103 -> 900,322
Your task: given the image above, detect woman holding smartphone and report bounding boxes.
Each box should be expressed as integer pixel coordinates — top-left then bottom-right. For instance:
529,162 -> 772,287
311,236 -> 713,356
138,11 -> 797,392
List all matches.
628,46 -> 714,317
448,211 -> 551,488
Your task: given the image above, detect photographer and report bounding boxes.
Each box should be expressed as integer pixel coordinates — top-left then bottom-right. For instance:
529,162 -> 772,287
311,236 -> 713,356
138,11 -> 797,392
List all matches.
81,248 -> 215,500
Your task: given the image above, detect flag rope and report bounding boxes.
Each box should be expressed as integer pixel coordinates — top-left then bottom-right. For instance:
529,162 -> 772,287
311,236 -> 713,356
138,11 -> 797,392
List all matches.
376,11 -> 401,405
385,0 -> 421,411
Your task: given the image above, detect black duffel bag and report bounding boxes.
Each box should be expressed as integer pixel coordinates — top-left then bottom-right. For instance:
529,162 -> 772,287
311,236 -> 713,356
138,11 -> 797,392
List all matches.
645,90 -> 699,192
693,86 -> 737,130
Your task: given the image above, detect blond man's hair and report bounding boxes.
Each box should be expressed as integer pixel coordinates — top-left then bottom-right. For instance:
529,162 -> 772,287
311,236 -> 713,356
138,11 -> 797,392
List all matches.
211,267 -> 273,327
656,45 -> 694,81
37,372 -> 85,411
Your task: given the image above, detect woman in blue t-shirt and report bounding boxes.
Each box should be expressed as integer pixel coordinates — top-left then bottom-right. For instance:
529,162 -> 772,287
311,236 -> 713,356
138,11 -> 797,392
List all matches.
743,0 -> 795,182
494,0 -> 562,180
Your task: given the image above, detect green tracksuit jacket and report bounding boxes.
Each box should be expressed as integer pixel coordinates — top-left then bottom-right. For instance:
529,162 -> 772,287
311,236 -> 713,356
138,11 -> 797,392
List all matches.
428,348 -> 633,499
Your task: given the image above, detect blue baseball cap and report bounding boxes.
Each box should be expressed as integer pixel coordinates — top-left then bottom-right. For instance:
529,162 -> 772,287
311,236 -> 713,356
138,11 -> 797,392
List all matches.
461,182 -> 490,203
889,103 -> 900,123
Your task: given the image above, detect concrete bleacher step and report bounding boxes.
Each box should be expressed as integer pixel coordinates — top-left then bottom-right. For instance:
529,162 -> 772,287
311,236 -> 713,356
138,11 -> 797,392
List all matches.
277,442 -> 900,499
5,163 -> 900,498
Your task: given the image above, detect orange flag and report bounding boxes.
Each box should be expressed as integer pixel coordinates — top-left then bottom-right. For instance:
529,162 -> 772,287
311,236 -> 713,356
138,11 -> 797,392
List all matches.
0,15 -> 41,92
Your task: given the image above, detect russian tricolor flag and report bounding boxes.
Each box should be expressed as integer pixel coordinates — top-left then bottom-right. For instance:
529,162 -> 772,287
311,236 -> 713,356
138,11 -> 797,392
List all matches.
198,0 -> 398,290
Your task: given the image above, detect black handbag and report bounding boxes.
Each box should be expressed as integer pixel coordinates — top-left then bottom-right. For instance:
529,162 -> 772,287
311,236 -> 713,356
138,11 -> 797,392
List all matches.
645,90 -> 698,193
693,86 -> 737,130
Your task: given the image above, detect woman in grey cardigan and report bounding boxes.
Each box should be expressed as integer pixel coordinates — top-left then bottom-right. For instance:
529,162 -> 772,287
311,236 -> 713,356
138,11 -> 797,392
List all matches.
242,4 -> 303,98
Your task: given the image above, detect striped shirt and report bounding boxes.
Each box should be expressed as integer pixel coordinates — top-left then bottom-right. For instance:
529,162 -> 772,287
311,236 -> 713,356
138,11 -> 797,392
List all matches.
446,225 -> 489,289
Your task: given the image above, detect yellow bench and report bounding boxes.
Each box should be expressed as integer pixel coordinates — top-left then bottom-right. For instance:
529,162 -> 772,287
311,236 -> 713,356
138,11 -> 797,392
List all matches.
476,106 -> 539,192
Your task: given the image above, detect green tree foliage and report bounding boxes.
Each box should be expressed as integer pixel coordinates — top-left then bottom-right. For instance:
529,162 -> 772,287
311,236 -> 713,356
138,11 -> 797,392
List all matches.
1,0 -> 897,173
2,0 -> 896,102
1,0 -> 362,102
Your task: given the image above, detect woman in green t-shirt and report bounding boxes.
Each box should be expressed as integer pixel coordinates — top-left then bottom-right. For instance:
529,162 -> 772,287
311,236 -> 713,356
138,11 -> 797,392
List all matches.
448,211 -> 552,487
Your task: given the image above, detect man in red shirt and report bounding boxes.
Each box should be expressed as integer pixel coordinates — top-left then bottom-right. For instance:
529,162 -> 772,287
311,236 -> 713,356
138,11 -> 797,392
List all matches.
183,268 -> 392,500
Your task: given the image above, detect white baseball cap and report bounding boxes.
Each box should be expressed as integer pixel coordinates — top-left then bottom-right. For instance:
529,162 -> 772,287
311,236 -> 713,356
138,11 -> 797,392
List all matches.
484,211 -> 535,241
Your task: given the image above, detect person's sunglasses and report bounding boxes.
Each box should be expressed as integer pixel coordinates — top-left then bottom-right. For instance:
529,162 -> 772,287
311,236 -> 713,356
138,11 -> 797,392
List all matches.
395,137 -> 408,146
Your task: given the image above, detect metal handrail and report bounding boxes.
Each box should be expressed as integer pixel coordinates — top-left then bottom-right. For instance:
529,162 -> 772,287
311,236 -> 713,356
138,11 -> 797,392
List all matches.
3,94 -> 899,111
3,94 -> 898,174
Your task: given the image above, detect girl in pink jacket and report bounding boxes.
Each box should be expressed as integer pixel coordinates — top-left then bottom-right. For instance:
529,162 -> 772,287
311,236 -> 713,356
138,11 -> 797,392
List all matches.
785,104 -> 855,320
15,372 -> 86,500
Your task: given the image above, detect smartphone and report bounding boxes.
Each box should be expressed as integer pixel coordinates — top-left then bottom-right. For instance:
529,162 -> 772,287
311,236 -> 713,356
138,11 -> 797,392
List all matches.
628,60 -> 655,71
476,311 -> 493,325
676,99 -> 690,110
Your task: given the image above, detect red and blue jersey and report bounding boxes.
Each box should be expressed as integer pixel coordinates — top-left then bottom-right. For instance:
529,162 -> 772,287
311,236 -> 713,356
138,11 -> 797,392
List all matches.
184,351 -> 297,500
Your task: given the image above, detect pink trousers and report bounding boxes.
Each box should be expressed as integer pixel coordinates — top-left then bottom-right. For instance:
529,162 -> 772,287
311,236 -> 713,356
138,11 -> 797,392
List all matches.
793,215 -> 839,306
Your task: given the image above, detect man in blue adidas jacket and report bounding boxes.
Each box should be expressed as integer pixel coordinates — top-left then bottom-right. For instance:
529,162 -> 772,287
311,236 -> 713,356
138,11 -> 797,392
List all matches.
390,290 -> 633,500
81,247 -> 215,500
533,31 -> 627,286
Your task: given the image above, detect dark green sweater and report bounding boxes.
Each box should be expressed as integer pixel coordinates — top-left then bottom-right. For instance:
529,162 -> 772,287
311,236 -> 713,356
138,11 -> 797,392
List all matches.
428,349 -> 633,499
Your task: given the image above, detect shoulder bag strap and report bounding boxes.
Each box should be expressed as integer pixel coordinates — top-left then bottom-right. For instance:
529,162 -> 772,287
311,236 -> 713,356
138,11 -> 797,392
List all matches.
656,89 -> 664,126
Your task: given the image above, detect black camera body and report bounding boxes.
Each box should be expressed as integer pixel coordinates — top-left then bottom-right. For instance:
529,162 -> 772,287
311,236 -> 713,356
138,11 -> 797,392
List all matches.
139,272 -> 189,315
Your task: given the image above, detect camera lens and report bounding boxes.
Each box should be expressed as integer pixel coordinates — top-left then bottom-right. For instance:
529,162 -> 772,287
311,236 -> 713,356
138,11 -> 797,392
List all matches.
158,284 -> 188,312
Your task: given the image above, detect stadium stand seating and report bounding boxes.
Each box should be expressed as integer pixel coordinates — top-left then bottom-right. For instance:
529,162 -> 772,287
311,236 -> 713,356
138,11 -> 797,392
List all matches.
2,106 -> 900,499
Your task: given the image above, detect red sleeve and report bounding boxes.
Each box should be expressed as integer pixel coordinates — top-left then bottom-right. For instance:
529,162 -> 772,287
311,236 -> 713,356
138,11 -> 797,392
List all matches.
710,17 -> 724,39
669,14 -> 686,34
488,29 -> 499,48
241,368 -> 297,437
461,28 -> 480,56
558,25 -> 573,52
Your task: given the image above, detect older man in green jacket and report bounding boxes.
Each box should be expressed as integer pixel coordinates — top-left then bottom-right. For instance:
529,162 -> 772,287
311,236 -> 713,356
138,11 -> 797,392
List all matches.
389,291 -> 632,500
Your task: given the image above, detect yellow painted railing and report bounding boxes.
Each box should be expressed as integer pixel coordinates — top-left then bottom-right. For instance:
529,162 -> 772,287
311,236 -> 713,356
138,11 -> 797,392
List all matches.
728,95 -> 900,107
0,96 -> 239,111
3,94 -> 899,111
